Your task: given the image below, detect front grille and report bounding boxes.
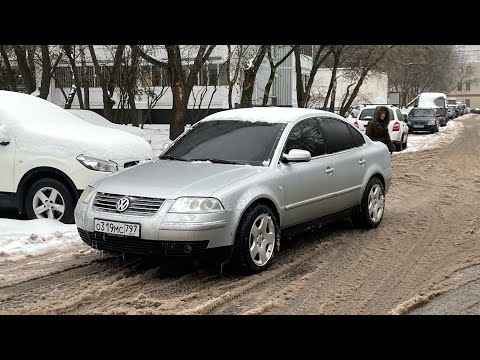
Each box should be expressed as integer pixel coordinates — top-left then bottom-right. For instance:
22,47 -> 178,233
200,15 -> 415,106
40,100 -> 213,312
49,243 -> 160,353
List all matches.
93,192 -> 164,216
77,228 -> 209,256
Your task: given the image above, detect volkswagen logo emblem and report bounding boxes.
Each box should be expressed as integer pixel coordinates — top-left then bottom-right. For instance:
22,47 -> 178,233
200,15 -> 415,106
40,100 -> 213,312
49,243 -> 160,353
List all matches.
116,197 -> 130,212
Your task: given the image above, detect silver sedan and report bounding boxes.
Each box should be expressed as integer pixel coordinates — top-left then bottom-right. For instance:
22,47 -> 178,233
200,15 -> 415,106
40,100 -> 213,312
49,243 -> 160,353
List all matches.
75,107 -> 392,275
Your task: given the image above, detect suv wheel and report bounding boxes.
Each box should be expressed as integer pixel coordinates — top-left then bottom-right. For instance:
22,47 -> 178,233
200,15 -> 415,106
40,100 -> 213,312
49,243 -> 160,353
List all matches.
25,178 -> 74,223
352,177 -> 385,229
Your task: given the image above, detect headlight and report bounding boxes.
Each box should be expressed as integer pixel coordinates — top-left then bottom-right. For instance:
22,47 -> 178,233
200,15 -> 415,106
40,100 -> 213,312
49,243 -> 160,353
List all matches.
79,185 -> 95,204
428,120 -> 436,125
169,197 -> 224,213
77,154 -> 118,172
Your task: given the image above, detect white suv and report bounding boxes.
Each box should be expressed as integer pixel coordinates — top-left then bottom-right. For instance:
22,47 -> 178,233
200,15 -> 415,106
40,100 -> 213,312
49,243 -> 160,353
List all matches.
0,91 -> 154,223
352,105 -> 409,151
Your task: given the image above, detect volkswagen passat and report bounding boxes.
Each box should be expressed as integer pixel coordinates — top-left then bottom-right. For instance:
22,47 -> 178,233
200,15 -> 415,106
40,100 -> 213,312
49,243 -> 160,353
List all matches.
75,108 -> 392,274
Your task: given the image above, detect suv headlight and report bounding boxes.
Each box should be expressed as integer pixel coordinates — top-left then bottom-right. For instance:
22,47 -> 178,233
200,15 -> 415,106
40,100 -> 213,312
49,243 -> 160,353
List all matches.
169,197 -> 224,213
79,185 -> 95,204
428,120 -> 436,125
77,154 -> 118,172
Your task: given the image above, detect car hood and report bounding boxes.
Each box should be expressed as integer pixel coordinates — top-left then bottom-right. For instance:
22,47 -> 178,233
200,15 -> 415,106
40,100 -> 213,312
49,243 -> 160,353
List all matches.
93,160 -> 265,199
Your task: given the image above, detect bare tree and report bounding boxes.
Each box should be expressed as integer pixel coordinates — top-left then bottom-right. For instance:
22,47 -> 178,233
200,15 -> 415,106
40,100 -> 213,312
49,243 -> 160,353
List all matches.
0,45 -> 17,91
12,45 -> 36,93
226,45 -> 249,108
294,45 -> 332,108
133,44 -> 216,140
239,45 -> 268,107
62,45 -> 84,109
262,45 -> 295,106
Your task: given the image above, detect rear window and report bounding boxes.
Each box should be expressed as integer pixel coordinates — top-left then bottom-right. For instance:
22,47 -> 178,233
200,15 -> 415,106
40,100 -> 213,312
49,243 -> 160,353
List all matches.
410,108 -> 434,117
434,97 -> 446,108
359,108 -> 394,121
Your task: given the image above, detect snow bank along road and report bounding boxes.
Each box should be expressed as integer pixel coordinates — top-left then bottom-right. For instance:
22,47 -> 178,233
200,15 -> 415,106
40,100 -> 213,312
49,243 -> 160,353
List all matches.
1,115 -> 479,315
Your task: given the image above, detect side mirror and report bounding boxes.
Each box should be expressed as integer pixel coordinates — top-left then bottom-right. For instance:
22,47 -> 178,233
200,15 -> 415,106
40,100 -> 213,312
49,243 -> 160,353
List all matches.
282,149 -> 311,163
0,130 -> 11,146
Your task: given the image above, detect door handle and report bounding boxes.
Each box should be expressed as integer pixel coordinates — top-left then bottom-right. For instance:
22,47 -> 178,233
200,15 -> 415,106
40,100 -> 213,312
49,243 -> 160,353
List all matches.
326,167 -> 334,174
359,159 -> 366,165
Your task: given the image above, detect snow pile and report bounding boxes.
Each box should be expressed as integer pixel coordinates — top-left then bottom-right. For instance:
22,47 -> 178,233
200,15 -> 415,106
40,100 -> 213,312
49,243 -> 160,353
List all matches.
0,218 -> 83,262
393,119 -> 464,156
0,91 -> 153,161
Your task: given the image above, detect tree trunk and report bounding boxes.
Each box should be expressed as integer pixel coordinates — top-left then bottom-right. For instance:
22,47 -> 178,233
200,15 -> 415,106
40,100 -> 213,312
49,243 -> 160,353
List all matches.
12,45 -> 36,93
63,45 -> 84,109
64,85 -> 77,109
0,45 -> 17,91
39,45 -> 52,99
27,46 -> 36,89
170,84 -> 189,140
323,55 -> 340,110
240,45 -> 268,107
329,81 -> 336,113
79,46 -> 90,109
88,45 -> 113,120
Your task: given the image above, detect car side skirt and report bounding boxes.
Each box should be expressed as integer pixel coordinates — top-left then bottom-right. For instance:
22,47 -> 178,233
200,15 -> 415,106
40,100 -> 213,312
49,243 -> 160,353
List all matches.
0,192 -> 17,209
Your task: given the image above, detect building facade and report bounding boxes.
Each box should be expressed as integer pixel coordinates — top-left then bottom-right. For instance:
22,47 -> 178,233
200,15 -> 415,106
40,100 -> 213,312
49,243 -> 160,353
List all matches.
447,61 -> 480,109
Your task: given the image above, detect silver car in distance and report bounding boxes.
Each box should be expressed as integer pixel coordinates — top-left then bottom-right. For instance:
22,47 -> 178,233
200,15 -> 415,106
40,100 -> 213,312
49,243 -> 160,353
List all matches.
75,107 -> 392,275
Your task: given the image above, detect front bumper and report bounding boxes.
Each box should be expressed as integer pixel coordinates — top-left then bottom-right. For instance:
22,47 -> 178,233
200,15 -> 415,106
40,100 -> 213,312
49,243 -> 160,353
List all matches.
408,124 -> 437,132
74,199 -> 238,256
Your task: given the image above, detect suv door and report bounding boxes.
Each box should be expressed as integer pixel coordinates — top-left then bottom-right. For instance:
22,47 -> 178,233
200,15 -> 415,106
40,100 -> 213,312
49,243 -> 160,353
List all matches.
319,116 -> 367,211
0,124 -> 15,192
281,118 -> 337,227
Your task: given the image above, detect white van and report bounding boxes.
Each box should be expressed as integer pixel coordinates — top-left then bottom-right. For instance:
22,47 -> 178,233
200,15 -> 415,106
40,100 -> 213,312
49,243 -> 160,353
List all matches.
0,91 -> 154,223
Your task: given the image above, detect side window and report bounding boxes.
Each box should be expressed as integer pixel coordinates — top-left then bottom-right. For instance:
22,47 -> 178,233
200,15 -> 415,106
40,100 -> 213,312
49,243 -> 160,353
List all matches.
396,109 -> 404,122
320,117 -> 357,154
284,118 -> 326,157
348,125 -> 366,147
389,109 -> 395,121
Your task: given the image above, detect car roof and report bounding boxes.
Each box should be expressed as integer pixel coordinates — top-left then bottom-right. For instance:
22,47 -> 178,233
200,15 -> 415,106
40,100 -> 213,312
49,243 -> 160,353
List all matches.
361,104 -> 399,110
201,107 -> 346,124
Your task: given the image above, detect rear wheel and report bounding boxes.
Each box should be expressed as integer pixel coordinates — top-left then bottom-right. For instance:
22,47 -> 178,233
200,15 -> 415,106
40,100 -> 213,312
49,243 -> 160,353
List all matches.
352,177 -> 385,229
232,204 -> 279,275
25,178 -> 74,224
395,136 -> 403,152
403,134 -> 408,149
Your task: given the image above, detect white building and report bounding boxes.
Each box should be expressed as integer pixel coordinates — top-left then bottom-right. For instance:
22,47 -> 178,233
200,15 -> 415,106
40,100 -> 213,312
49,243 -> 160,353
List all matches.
310,68 -> 388,111
43,45 -> 314,123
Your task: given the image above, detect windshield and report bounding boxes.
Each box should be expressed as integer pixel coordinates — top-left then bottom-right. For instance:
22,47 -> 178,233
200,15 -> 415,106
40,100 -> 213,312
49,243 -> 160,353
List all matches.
161,120 -> 286,166
410,108 -> 434,117
359,108 -> 375,120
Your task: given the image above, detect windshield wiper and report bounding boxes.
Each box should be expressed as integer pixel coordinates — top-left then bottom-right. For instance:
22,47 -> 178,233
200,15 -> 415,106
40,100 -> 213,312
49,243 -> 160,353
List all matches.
158,155 -> 188,161
189,158 -> 248,165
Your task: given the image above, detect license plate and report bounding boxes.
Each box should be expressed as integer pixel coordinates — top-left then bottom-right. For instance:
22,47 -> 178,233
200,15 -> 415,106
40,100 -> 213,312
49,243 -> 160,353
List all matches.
94,219 -> 140,237
413,124 -> 424,128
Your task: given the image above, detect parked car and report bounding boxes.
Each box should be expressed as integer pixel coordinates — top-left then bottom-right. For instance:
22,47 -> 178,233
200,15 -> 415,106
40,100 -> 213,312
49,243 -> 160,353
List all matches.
406,108 -> 440,133
0,91 -> 154,223
413,92 -> 448,124
353,105 -> 409,151
447,105 -> 456,119
471,108 -> 480,114
67,109 -> 152,145
75,107 -> 392,274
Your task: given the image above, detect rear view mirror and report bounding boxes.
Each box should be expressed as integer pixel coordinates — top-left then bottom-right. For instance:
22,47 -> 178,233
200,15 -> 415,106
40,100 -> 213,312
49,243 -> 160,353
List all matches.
0,130 -> 11,146
282,149 -> 311,163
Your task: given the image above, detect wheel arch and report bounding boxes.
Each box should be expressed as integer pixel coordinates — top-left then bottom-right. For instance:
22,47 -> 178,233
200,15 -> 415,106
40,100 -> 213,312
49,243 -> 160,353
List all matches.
16,167 -> 80,213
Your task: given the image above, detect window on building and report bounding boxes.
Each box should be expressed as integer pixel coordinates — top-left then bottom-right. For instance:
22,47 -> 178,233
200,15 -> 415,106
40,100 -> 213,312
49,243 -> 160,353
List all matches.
152,65 -> 169,87
300,45 -> 313,57
218,63 -> 228,86
54,66 -> 73,88
458,82 -> 462,91
208,64 -> 218,86
466,66 -> 472,74
466,82 -> 471,91
465,99 -> 470,107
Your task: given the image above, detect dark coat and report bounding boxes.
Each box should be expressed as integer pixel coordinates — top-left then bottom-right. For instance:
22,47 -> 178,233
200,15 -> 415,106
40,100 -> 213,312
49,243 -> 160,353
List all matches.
365,106 -> 395,152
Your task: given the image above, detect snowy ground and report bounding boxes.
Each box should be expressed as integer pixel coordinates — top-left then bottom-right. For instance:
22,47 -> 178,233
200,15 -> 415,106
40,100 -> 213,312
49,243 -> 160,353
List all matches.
0,118 -> 466,276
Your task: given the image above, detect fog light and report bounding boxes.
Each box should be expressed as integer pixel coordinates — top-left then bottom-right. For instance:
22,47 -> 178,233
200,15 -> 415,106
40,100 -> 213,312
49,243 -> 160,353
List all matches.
184,244 -> 192,254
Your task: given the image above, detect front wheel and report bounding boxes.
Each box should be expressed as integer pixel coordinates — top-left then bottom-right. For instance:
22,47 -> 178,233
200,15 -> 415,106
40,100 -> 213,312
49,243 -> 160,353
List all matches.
25,178 -> 74,224
232,204 -> 279,275
352,177 -> 385,229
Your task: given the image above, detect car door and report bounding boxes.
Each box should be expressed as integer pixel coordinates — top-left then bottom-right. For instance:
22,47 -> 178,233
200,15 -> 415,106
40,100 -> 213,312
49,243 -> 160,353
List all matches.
0,123 -> 15,192
282,118 -> 337,227
319,117 -> 367,212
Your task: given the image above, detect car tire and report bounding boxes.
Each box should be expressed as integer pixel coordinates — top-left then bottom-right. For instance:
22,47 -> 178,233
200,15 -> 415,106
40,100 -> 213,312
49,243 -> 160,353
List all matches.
352,177 -> 385,229
25,178 -> 74,224
403,134 -> 408,149
395,137 -> 403,152
232,204 -> 279,275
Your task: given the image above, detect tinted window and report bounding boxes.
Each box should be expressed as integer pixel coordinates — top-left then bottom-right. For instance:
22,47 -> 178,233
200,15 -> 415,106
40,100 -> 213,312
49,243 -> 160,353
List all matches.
163,120 -> 286,166
348,125 -> 366,147
410,108 -> 435,117
320,117 -> 356,154
396,109 -> 404,122
433,97 -> 445,107
284,118 -> 325,157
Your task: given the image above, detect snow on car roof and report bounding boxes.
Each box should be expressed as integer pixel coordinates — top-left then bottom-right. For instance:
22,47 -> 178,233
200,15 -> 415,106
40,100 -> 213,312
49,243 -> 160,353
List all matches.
201,107 -> 343,124
0,91 -> 153,160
